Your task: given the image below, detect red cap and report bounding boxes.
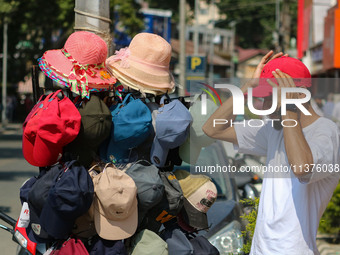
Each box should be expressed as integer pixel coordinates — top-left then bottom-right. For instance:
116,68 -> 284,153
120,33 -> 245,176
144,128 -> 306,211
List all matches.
22,90 -> 81,167
252,56 -> 312,97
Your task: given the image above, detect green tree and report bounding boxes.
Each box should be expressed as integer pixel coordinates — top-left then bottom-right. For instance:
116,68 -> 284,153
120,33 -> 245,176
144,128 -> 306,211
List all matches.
319,182 -> 340,236
216,0 -> 297,49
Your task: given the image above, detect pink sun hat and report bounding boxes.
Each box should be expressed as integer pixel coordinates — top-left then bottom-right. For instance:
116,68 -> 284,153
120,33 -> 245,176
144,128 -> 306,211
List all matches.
38,31 -> 117,98
252,56 -> 312,98
106,33 -> 175,95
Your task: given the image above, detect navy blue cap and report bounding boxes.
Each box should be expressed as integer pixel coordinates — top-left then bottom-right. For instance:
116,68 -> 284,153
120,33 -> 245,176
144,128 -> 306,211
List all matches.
88,236 -> 127,255
27,165 -> 63,240
20,177 -> 38,204
40,160 -> 94,239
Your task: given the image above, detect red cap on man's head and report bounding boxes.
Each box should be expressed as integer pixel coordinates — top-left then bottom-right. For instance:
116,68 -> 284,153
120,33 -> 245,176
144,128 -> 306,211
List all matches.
252,56 -> 312,98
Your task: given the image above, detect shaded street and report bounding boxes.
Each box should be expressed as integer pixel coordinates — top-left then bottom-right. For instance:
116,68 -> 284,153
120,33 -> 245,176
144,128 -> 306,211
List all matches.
0,123 -> 38,254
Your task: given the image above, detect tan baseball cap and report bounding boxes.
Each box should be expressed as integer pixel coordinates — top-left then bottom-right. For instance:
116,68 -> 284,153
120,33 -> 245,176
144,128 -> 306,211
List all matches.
174,170 -> 217,229
92,165 -> 138,240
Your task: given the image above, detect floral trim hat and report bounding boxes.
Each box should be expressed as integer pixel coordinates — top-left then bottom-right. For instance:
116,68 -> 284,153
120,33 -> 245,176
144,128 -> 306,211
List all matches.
38,31 -> 117,98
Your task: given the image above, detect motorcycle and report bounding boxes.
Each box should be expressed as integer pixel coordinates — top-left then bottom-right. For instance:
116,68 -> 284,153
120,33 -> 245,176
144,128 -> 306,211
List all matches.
0,210 -> 47,255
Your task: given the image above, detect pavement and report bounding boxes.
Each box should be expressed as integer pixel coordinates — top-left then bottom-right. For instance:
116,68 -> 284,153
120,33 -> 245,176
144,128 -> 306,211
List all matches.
0,122 -> 38,255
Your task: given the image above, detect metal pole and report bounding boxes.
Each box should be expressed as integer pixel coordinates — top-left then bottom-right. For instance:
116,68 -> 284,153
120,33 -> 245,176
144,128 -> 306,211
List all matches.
230,21 -> 236,78
275,0 -> 281,52
193,0 -> 199,55
208,0 -> 215,86
1,19 -> 8,126
74,0 -> 113,55
179,0 -> 186,96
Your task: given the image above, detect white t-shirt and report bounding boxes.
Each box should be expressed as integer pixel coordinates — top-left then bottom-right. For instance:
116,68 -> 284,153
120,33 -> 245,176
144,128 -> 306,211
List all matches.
234,117 -> 340,255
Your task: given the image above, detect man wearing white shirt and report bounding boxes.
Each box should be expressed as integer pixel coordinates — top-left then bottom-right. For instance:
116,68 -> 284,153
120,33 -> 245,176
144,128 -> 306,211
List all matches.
203,51 -> 340,255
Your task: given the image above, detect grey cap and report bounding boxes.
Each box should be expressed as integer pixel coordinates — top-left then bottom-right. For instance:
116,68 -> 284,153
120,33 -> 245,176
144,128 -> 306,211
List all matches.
125,160 -> 165,224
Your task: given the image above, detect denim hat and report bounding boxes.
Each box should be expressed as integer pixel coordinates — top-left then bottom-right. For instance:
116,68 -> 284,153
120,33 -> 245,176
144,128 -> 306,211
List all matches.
88,236 -> 127,255
125,160 -> 165,224
40,160 -> 94,239
151,95 -> 192,167
101,93 -> 152,163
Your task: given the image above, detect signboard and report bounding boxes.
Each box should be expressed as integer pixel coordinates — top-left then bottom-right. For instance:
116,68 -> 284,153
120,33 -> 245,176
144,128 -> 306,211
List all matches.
114,8 -> 172,49
186,56 -> 207,74
186,55 -> 207,94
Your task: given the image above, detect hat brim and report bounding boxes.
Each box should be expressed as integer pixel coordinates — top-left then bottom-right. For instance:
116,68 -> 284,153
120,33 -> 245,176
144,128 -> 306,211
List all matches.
109,67 -> 175,96
248,84 -> 274,98
27,202 -> 50,239
26,225 -> 52,244
93,197 -> 138,240
22,132 -> 62,167
181,198 -> 208,230
150,136 -> 169,167
22,135 -> 41,167
40,200 -> 76,239
40,50 -> 117,90
33,134 -> 63,167
108,58 -> 175,88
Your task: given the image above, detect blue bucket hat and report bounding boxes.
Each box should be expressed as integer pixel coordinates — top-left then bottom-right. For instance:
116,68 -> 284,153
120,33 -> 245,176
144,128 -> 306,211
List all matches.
150,95 -> 192,167
39,160 -> 94,239
101,93 -> 152,163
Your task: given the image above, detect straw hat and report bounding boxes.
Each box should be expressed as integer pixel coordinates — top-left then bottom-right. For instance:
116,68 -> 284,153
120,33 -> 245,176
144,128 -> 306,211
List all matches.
106,33 -> 175,95
38,31 -> 117,98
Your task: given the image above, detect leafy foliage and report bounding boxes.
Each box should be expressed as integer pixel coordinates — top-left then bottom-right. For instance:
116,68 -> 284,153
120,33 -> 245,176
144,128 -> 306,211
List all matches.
240,197 -> 259,254
319,182 -> 340,235
216,0 -> 297,49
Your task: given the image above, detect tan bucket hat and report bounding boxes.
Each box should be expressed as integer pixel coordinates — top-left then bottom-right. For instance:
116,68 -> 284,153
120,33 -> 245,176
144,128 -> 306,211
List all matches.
106,32 -> 175,95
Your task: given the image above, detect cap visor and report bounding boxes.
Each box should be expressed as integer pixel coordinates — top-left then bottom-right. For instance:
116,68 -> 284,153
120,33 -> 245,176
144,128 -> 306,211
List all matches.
27,202 -> 50,239
33,134 -> 62,167
22,135 -> 41,167
150,137 -> 169,167
40,202 -> 75,239
249,85 -> 274,98
26,225 -> 52,244
181,198 -> 208,230
94,198 -> 138,240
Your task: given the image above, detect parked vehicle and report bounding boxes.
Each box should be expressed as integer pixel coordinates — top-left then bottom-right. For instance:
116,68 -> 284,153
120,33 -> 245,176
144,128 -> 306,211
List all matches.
0,210 -> 47,255
176,140 -> 259,255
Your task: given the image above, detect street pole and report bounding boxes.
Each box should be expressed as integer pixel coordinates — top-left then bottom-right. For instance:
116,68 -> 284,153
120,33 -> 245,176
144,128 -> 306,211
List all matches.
208,0 -> 215,86
74,0 -> 113,55
193,0 -> 199,55
275,0 -> 281,52
1,19 -> 8,127
179,0 -> 186,96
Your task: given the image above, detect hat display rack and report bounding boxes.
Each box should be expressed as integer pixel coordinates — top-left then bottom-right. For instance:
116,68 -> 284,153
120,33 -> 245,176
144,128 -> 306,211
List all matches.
21,31 -> 220,254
